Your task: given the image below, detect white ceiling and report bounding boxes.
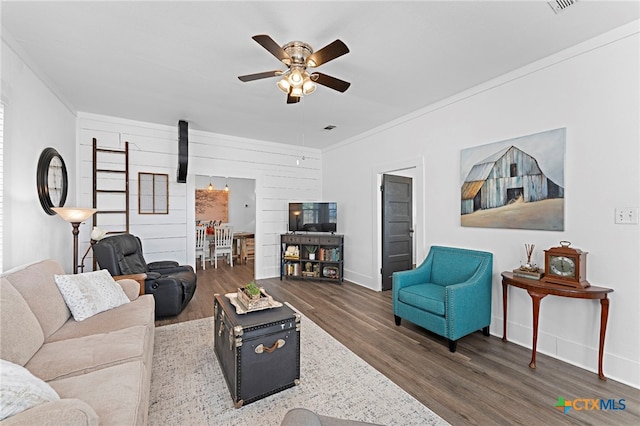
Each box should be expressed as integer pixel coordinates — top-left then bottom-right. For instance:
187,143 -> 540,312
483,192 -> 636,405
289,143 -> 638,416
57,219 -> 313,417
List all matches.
2,1 -> 638,149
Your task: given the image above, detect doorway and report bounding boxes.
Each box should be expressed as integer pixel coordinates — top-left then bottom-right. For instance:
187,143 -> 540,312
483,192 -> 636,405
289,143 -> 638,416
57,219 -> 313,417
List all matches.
381,174 -> 413,291
194,175 -> 256,272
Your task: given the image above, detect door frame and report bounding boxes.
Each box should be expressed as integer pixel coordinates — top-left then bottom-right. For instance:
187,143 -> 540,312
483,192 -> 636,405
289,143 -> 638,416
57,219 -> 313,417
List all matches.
372,157 -> 425,291
187,171 -> 262,276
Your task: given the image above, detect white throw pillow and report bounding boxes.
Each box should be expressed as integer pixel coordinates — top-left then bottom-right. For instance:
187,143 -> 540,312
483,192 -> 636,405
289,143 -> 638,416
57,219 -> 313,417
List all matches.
54,269 -> 130,321
0,359 -> 60,421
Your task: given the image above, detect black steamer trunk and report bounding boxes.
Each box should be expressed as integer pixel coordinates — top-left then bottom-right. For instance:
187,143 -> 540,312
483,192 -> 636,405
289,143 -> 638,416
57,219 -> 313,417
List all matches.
213,294 -> 301,408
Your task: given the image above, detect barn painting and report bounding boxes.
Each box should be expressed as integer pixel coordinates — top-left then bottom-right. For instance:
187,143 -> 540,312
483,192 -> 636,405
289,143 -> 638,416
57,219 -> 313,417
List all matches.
460,128 -> 565,231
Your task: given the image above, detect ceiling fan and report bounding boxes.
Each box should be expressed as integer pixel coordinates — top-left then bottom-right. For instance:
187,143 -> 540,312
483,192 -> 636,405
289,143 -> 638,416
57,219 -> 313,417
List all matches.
238,34 -> 350,104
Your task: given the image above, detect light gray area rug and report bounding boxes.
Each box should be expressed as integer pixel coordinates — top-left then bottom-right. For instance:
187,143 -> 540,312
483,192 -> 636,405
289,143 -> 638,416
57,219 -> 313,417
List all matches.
149,306 -> 448,426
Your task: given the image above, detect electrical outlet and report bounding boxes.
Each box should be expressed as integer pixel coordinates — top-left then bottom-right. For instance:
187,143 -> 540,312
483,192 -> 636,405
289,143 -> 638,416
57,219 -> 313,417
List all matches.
615,208 -> 638,224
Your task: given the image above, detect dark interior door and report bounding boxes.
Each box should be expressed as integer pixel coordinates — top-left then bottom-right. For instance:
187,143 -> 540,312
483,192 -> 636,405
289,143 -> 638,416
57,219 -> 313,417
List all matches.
381,174 -> 413,291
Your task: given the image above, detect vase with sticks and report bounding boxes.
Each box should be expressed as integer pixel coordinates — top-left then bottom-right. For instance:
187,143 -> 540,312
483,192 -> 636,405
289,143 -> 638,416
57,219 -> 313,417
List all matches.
520,244 -> 539,272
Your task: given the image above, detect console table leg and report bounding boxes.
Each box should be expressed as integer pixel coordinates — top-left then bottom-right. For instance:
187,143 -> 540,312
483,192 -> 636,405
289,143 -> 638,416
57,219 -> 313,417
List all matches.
598,297 -> 610,381
502,282 -> 508,342
527,291 -> 547,369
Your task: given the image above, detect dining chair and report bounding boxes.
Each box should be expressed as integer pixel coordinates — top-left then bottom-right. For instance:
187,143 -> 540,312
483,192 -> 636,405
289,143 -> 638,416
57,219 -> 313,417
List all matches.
195,225 -> 208,270
212,226 -> 234,268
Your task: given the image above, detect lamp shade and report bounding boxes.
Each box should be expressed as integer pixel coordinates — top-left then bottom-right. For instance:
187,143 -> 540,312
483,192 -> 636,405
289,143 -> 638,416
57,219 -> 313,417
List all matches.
277,78 -> 291,94
288,69 -> 303,87
52,207 -> 97,223
302,77 -> 316,95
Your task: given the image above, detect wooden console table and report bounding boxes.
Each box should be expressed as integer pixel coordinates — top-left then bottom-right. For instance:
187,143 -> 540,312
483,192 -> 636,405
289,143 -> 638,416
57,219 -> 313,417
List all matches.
501,272 -> 613,380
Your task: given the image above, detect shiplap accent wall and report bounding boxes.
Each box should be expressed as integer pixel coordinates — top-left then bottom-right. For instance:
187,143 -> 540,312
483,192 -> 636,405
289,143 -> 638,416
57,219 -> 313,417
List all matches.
77,113 -> 321,279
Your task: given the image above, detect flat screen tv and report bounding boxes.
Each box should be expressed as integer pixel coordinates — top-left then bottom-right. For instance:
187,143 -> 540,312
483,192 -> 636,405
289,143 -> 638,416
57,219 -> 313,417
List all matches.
288,202 -> 337,233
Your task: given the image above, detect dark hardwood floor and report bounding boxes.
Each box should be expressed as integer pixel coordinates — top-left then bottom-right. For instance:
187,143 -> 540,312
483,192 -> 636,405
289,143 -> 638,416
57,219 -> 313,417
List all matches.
156,261 -> 640,425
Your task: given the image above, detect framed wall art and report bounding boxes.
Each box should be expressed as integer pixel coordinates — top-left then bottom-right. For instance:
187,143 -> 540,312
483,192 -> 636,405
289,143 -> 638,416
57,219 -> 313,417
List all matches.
195,189 -> 229,223
460,128 -> 565,231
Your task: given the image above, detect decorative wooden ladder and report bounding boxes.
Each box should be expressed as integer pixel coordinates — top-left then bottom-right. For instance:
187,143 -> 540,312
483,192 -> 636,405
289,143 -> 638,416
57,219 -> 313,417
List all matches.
92,138 -> 130,236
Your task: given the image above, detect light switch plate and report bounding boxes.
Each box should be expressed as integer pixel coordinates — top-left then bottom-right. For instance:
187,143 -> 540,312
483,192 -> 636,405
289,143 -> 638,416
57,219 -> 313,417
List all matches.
615,208 -> 638,224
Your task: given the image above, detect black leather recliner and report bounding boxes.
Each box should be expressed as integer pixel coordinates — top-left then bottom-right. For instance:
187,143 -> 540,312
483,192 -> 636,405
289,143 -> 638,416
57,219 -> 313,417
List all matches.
93,234 -> 197,318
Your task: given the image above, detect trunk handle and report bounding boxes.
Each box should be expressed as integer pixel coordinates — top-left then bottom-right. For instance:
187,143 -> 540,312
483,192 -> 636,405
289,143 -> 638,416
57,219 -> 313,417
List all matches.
255,339 -> 286,354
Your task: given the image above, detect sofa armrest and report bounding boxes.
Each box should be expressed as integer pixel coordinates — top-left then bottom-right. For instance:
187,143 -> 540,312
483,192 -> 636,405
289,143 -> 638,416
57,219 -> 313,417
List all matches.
116,279 -> 141,300
1,399 -> 98,426
114,273 -> 147,296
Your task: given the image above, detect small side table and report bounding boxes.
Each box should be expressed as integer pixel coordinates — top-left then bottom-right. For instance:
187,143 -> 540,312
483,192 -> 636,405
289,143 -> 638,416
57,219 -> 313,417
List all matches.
501,272 -> 613,380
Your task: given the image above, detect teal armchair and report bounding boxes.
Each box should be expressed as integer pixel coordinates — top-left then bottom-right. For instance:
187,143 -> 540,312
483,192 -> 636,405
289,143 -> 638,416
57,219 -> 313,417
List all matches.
393,246 -> 493,352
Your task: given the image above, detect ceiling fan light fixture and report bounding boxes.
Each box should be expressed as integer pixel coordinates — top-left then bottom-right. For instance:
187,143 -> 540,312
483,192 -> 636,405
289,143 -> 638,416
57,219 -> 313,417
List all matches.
238,35 -> 350,103
302,77 -> 316,95
288,69 -> 304,87
290,86 -> 303,98
277,78 -> 290,94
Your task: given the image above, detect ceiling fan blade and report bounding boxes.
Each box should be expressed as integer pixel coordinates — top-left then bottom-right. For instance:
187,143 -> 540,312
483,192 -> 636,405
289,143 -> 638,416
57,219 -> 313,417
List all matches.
306,39 -> 349,67
313,72 -> 351,93
252,34 -> 291,65
287,94 -> 301,104
238,70 -> 282,82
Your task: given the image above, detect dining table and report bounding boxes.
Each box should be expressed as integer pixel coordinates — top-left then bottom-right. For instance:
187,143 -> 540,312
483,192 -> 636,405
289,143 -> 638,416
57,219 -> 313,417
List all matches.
206,231 -> 254,265
233,232 -> 255,264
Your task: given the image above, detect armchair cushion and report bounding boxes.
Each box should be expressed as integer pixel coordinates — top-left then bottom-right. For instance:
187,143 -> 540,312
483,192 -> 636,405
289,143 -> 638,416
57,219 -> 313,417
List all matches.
430,250 -> 486,285
397,284 -> 445,316
110,234 -> 149,275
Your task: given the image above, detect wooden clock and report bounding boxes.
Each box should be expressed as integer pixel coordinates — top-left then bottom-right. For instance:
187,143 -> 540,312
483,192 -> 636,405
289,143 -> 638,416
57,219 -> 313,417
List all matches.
542,241 -> 589,288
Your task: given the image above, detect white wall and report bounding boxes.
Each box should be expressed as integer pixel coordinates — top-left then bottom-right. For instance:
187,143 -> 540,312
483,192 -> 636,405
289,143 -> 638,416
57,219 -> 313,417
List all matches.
77,113 -> 321,279
322,23 -> 640,388
1,39 -> 78,272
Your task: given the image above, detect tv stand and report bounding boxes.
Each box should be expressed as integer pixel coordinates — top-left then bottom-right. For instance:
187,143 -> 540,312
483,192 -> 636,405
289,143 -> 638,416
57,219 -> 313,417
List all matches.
280,233 -> 344,283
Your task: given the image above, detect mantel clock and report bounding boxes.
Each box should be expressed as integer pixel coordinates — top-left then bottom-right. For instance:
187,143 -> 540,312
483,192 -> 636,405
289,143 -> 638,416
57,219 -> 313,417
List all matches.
542,241 -> 589,288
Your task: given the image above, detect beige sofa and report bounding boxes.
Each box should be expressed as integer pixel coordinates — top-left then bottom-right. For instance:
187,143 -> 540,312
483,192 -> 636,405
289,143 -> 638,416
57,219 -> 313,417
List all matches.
0,259 -> 155,425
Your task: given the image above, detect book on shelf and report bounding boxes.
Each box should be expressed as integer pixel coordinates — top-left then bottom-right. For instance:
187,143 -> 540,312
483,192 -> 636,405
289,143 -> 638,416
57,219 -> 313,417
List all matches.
512,268 -> 544,280
319,248 -> 341,262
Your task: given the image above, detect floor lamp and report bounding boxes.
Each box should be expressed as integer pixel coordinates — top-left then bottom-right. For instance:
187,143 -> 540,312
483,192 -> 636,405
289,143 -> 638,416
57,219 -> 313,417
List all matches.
53,207 -> 97,274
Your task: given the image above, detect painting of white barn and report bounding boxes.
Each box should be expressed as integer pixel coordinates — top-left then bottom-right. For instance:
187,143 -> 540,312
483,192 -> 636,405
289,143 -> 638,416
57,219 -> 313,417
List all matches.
460,128 -> 565,231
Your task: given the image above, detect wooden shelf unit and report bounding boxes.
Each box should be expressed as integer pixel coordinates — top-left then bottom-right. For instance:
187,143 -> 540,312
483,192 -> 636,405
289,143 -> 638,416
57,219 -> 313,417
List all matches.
280,234 -> 344,283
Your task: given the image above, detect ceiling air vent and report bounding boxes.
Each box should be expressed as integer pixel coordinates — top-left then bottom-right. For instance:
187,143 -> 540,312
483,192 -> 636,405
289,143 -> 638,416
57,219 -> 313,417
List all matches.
548,0 -> 578,14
